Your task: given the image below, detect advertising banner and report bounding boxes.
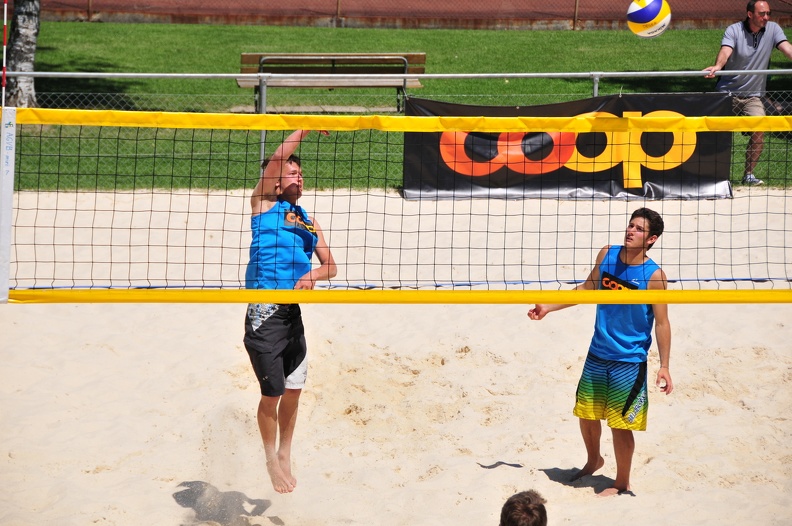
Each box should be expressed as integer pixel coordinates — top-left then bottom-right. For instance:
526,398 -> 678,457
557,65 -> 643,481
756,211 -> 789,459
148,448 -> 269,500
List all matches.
403,94 -> 733,200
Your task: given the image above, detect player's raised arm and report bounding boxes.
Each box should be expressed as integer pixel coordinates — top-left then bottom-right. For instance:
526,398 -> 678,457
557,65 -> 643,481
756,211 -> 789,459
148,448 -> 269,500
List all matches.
251,130 -> 328,214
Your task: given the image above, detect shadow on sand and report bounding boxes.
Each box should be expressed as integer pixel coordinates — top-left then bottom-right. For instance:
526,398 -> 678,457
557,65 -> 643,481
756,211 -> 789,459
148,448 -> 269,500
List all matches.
540,467 -> 636,497
173,480 -> 284,525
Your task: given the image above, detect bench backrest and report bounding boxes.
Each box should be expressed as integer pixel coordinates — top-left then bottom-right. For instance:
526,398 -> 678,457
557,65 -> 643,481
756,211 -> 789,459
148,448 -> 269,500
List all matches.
237,52 -> 426,89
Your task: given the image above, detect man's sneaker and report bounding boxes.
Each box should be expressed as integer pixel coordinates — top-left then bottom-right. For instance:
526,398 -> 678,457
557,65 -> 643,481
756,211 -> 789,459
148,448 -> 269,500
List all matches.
742,173 -> 764,185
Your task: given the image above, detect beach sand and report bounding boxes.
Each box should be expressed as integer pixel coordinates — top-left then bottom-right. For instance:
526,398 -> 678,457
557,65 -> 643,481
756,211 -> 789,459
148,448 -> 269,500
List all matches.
1,300 -> 791,525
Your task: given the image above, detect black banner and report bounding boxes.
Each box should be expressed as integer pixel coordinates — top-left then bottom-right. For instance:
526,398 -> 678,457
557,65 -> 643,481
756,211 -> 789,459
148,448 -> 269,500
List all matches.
403,94 -> 733,200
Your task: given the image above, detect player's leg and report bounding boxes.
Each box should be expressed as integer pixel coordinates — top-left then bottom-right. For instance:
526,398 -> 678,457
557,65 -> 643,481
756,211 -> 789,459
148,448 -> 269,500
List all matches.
257,394 -> 296,493
276,388 -> 302,488
572,353 -> 608,480
601,360 -> 647,496
610,428 -> 635,493
244,303 -> 295,493
573,417 -> 605,481
274,305 -> 309,490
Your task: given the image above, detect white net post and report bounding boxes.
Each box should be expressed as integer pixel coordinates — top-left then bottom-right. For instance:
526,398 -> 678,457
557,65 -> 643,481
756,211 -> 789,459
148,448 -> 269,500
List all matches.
0,106 -> 15,303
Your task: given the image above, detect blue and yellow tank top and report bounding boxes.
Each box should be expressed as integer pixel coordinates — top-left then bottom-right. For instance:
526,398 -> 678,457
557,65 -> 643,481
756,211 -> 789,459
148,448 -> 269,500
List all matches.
589,245 -> 660,363
245,199 -> 318,290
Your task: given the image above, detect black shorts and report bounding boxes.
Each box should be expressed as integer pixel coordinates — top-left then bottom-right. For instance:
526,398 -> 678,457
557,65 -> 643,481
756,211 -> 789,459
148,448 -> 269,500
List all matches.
243,303 -> 307,397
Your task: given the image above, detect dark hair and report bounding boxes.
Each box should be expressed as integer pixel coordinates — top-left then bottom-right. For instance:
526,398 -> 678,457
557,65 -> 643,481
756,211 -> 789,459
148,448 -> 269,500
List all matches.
260,154 -> 302,171
746,0 -> 763,13
630,207 -> 664,249
499,490 -> 547,526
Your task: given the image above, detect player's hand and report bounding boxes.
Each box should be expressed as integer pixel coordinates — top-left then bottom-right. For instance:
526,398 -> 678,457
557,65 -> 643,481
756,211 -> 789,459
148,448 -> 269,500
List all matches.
656,368 -> 674,395
703,66 -> 719,79
527,304 -> 549,320
294,276 -> 316,290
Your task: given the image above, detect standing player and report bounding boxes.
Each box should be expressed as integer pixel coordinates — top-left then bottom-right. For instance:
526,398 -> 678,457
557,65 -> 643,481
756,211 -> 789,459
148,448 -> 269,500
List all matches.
704,1 -> 792,185
244,129 -> 336,494
528,208 -> 673,496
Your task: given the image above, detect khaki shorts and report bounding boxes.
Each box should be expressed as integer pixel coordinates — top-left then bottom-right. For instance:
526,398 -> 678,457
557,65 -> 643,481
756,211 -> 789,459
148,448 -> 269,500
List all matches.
733,96 -> 765,117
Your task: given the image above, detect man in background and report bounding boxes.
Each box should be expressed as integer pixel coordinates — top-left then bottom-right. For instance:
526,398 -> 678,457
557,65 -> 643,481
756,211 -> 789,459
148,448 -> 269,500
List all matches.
705,0 -> 792,185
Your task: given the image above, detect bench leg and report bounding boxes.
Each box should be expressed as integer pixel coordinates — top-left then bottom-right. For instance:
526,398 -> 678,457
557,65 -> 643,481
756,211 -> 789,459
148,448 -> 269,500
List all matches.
397,88 -> 405,113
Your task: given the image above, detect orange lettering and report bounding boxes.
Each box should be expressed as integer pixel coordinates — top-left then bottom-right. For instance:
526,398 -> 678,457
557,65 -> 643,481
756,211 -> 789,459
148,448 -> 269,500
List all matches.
439,131 -> 577,177
437,110 -> 698,188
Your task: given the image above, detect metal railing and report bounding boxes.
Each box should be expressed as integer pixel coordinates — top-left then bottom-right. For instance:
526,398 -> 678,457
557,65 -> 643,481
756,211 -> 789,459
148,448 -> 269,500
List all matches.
3,69 -> 792,103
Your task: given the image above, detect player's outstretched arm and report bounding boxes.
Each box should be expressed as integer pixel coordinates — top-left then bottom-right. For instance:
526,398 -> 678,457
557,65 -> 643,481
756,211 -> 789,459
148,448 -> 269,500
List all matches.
528,245 -> 608,320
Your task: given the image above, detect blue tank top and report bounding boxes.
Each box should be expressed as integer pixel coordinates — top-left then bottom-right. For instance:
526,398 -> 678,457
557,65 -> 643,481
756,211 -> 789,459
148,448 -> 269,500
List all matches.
589,245 -> 660,363
245,199 -> 318,290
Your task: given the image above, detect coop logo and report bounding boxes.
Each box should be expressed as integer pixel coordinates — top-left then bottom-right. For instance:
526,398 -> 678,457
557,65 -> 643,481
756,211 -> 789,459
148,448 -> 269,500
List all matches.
600,272 -> 639,291
438,110 -> 697,189
284,211 -> 316,233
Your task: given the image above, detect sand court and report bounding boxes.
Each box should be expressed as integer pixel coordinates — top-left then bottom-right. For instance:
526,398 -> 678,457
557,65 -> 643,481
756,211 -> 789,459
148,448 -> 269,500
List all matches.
1,300 -> 791,525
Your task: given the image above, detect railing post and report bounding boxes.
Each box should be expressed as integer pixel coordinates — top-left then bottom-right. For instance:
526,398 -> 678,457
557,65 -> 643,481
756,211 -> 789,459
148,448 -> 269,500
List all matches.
258,76 -> 268,165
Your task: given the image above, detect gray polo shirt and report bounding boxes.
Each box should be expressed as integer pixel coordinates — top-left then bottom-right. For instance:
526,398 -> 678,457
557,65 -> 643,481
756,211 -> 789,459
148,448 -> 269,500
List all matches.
716,20 -> 788,96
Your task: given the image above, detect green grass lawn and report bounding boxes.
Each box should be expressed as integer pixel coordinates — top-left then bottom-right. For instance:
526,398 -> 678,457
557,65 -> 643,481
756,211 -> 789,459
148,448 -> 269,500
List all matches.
35,22 -> 736,102
17,22 -> 792,191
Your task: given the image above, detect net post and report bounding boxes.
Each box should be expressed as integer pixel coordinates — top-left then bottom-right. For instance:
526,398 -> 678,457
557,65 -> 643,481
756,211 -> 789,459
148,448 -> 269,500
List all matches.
2,0 -> 7,106
0,106 -> 15,303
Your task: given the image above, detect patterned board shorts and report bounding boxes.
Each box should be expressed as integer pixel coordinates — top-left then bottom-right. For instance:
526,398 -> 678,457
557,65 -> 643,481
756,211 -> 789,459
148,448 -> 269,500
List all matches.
243,303 -> 308,396
573,352 -> 648,431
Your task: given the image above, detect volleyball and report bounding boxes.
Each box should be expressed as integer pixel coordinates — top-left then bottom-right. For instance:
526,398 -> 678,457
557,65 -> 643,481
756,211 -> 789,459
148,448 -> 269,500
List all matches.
626,0 -> 672,38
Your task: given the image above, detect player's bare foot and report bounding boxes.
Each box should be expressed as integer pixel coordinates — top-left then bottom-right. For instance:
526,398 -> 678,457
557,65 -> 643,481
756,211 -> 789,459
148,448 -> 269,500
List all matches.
279,454 -> 297,488
597,485 -> 633,497
571,456 -> 605,481
267,459 -> 296,494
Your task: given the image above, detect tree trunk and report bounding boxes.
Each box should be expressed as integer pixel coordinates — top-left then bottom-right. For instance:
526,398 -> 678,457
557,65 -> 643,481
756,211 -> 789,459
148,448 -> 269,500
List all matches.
5,0 -> 41,108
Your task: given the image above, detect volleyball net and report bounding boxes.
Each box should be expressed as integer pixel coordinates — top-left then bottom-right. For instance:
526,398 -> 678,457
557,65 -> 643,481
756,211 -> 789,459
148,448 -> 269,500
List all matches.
2,107 -> 791,304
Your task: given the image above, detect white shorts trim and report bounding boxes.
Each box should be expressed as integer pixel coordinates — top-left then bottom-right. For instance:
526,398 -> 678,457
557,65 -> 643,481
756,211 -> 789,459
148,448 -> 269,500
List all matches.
284,356 -> 307,390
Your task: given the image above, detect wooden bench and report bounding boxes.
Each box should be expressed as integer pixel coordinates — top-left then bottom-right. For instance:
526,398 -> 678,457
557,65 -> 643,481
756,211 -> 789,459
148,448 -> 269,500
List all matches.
236,52 -> 426,112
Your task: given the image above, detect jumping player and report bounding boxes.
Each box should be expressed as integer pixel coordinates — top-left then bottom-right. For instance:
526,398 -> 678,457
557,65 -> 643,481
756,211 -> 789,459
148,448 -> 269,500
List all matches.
244,129 -> 336,494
